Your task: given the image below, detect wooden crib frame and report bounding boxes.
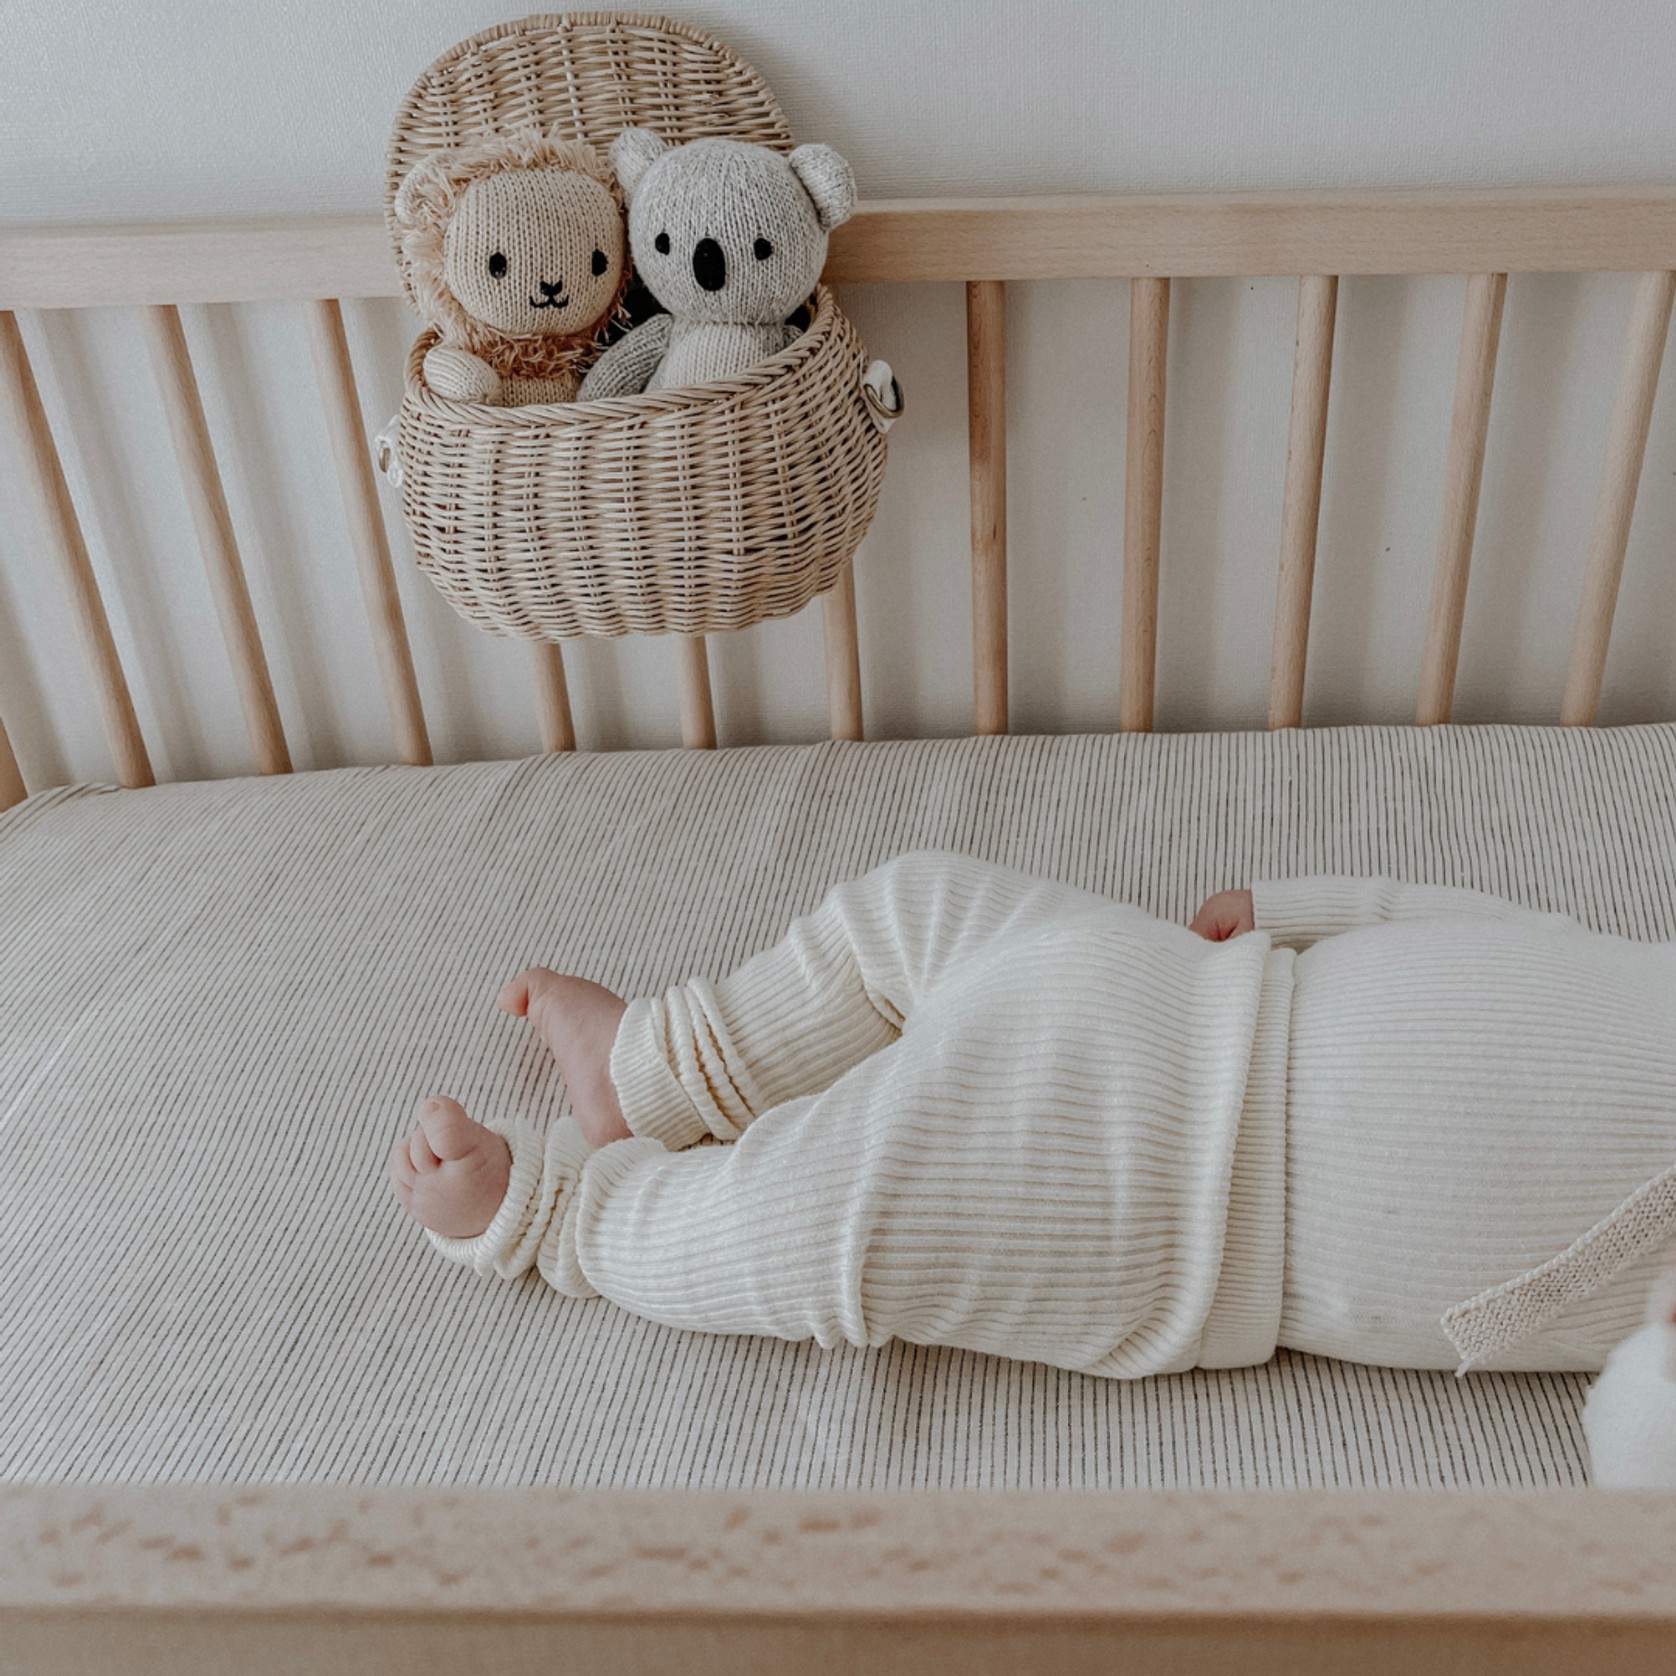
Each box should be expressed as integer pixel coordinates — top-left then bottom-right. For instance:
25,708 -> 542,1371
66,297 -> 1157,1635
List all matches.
4,189 -> 1676,1670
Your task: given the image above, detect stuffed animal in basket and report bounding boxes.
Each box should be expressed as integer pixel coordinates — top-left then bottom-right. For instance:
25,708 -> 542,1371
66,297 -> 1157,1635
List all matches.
579,131 -> 856,398
1583,1252 -> 1676,1486
395,129 -> 629,405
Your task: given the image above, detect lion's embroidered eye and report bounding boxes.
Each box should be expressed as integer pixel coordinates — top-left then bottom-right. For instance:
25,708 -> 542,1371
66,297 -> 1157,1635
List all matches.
654,231 -> 670,255
591,248 -> 608,277
487,252 -> 508,279
753,237 -> 773,260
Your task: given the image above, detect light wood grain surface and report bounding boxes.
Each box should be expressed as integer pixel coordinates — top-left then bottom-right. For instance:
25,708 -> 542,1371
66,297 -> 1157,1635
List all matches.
966,279 -> 1008,736
1120,277 -> 1169,733
821,568 -> 864,741
9,190 -> 1676,308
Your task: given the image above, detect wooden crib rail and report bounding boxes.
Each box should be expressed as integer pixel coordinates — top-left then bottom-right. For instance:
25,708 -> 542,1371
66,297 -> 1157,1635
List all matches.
6,1483 -> 1676,1674
3,187 -> 1676,794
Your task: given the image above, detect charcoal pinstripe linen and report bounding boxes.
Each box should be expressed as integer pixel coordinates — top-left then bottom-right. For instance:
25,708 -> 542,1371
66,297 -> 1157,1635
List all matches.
2,725 -> 1673,1486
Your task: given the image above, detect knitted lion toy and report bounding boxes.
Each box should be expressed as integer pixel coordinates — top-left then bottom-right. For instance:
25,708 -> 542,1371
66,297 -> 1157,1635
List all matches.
394,129 -> 629,405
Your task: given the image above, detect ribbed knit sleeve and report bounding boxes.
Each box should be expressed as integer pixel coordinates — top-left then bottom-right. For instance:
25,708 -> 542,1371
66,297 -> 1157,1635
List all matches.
609,850 -> 1100,1149
426,1114 -> 599,1297
1251,874 -> 1575,949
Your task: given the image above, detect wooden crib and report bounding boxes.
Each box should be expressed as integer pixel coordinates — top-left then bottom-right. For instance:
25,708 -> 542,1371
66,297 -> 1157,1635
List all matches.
3,188 -> 1676,1672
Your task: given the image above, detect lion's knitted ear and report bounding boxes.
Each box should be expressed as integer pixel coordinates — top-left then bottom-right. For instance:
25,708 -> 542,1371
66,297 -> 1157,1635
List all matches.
787,144 -> 856,231
610,127 -> 667,202
393,153 -> 453,228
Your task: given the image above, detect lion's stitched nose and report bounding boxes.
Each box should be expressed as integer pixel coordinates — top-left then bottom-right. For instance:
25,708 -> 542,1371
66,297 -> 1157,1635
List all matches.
539,280 -> 564,299
692,238 -> 727,292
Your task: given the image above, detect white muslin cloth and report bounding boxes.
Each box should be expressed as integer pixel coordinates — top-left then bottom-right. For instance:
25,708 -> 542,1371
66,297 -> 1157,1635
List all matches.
433,856 -> 1676,1375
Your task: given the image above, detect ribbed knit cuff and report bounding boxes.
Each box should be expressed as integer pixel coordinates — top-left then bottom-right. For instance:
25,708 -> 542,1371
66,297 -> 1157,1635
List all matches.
427,1114 -> 598,1296
609,996 -> 711,1150
1250,876 -> 1372,948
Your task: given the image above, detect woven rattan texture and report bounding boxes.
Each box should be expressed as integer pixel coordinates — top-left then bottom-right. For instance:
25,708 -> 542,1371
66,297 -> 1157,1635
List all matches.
386,13 -> 883,641
397,285 -> 886,637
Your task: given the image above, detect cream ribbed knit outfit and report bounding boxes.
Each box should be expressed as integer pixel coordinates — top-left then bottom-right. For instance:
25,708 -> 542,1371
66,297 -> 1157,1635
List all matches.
431,854 -> 1676,1376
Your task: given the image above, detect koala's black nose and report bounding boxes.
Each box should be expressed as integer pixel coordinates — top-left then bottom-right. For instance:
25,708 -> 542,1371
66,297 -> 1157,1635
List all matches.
692,238 -> 727,292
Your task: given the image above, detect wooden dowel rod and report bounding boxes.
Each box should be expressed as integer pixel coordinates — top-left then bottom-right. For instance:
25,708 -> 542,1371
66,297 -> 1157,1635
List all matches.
141,303 -> 290,775
1417,271 -> 1507,727
1562,268 -> 1676,726
1268,274 -> 1339,729
821,566 -> 863,741
0,714 -> 25,811
966,279 -> 1008,736
529,642 -> 576,753
0,311 -> 152,788
1121,276 -> 1170,733
303,298 -> 430,766
676,634 -> 716,750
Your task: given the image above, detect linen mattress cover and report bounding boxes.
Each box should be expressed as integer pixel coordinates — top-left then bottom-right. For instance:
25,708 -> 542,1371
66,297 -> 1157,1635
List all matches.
5,725 -> 1674,1490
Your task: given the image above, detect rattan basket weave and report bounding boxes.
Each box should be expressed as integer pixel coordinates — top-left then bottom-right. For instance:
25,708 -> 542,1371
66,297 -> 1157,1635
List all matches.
386,12 -> 890,640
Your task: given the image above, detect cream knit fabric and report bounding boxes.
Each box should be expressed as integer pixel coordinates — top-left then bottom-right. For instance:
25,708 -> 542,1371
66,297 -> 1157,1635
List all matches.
433,858 -> 1676,1377
436,851 -> 1290,1378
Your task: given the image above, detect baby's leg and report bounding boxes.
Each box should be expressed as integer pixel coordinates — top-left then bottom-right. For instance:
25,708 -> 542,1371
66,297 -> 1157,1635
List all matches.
607,850 -> 1099,1151
498,970 -> 629,1146
568,921 -> 1228,1378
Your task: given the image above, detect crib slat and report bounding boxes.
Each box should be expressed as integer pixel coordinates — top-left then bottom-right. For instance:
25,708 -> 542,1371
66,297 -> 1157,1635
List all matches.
530,643 -> 576,753
0,311 -> 153,788
1417,272 -> 1507,727
141,304 -> 291,775
967,279 -> 1008,736
1562,268 -> 1676,726
821,565 -> 864,741
676,635 -> 717,749
1268,274 -> 1339,729
0,714 -> 25,811
1267,273 -> 1334,727
303,298 -> 431,767
1121,276 -> 1169,732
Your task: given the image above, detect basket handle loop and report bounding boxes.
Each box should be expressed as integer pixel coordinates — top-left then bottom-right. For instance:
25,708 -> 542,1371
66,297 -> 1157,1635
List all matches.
862,359 -> 904,433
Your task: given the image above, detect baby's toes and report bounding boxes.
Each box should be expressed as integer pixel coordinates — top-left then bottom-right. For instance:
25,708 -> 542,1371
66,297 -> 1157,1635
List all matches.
418,1095 -> 489,1162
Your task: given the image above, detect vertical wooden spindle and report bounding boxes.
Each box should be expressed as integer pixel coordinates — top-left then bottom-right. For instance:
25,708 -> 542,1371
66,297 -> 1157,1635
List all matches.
1121,276 -> 1170,733
0,714 -> 25,811
1268,274 -> 1339,729
141,303 -> 290,775
966,279 -> 1008,736
821,566 -> 864,741
676,634 -> 716,749
0,311 -> 152,788
303,298 -> 431,766
1562,269 -> 1676,726
530,643 -> 576,753
1417,272 -> 1507,727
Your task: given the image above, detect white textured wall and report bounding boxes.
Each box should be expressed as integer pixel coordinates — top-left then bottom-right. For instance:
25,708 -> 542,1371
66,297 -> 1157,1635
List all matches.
4,1 -> 1676,787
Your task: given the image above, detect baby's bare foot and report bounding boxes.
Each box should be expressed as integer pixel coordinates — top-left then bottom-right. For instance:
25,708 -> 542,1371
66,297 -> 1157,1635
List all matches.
499,969 -> 632,1147
389,1097 -> 512,1238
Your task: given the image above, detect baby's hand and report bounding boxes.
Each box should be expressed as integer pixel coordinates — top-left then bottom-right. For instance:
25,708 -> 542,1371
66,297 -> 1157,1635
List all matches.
1189,888 -> 1255,941
389,1097 -> 512,1238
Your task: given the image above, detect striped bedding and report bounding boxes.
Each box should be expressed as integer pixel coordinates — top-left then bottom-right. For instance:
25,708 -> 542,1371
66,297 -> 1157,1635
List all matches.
4,725 -> 1674,1489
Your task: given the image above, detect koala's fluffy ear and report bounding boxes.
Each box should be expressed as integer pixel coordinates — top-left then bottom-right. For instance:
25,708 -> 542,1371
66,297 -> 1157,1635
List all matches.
787,144 -> 857,231
611,127 -> 667,201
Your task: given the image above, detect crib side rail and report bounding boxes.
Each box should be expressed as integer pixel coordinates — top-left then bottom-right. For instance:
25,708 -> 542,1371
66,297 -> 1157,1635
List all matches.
3,187 -> 1676,800
4,1483 -> 1676,1674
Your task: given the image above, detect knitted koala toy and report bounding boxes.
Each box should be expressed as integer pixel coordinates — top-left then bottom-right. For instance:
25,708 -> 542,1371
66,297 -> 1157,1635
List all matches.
579,131 -> 856,399
395,129 -> 628,405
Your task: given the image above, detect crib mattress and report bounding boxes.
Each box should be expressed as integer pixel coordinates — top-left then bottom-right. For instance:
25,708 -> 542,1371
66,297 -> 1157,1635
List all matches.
5,725 -> 1675,1489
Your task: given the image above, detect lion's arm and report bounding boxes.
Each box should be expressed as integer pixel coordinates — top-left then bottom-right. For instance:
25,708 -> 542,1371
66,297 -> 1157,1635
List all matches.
422,344 -> 504,404
579,315 -> 673,400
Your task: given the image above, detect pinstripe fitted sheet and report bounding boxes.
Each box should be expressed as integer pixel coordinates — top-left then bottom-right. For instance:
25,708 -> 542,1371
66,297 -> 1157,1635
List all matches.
4,726 -> 1674,1488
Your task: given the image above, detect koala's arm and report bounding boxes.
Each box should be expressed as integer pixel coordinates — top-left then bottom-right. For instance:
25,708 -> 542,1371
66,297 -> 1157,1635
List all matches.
422,345 -> 504,405
579,315 -> 674,400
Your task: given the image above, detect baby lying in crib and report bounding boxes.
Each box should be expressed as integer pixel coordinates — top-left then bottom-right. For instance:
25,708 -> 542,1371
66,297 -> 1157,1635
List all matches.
389,853 -> 1676,1380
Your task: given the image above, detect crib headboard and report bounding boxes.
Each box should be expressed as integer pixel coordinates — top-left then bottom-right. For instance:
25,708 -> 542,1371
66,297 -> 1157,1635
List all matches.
2,185 -> 1675,809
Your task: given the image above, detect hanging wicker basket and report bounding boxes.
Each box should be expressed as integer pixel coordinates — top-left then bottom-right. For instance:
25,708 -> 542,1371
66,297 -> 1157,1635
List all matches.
386,12 -> 892,640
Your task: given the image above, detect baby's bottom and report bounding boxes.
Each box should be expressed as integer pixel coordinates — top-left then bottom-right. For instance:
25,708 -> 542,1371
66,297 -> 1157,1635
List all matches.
1282,918 -> 1676,1371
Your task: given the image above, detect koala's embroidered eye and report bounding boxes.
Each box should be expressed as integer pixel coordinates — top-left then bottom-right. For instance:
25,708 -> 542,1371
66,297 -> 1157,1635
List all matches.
487,252 -> 508,279
654,231 -> 670,255
591,247 -> 608,277
753,237 -> 773,261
